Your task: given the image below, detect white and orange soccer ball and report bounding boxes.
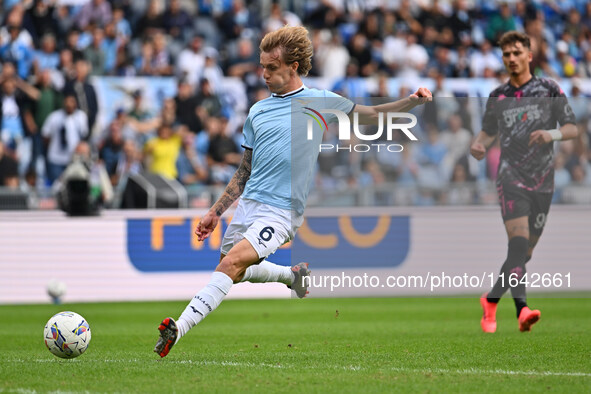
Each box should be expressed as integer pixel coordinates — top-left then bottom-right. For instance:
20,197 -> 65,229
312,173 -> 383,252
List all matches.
43,311 -> 91,359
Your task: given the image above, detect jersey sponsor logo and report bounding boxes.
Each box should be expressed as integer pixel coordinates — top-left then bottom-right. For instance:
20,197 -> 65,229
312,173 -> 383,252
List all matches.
502,104 -> 541,127
126,215 -> 410,271
528,86 -> 548,95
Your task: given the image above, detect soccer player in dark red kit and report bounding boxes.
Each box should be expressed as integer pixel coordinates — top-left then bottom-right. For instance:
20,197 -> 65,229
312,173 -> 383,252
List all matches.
470,31 -> 578,333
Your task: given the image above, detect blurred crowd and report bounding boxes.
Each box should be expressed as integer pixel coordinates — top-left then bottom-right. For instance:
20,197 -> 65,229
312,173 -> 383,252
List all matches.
313,94 -> 591,207
0,0 -> 590,208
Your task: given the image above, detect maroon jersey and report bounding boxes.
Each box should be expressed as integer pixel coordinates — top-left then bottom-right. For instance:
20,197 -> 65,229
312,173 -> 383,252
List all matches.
482,76 -> 576,193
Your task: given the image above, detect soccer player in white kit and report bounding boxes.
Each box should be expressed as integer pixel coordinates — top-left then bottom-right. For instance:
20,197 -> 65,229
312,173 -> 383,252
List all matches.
155,26 -> 432,357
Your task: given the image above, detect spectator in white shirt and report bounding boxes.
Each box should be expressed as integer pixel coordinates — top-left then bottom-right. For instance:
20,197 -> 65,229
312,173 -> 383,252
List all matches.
470,40 -> 502,77
314,29 -> 350,81
42,93 -> 88,184
176,35 -> 205,88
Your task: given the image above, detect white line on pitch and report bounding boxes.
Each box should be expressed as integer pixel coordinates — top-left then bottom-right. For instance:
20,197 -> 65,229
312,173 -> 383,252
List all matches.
8,359 -> 591,377
389,366 -> 591,377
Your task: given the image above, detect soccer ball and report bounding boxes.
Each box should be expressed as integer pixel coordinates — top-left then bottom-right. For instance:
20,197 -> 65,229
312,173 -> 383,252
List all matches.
43,311 -> 91,359
46,279 -> 67,304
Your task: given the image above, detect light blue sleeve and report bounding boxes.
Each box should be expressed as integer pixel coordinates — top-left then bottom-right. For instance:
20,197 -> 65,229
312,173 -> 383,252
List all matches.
322,90 -> 355,124
241,114 -> 254,149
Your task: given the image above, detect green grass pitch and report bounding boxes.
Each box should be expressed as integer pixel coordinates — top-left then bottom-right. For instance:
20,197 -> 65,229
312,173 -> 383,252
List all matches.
1,296 -> 590,393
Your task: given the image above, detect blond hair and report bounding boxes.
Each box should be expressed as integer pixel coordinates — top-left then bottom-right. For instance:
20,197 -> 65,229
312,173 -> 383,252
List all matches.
260,26 -> 313,76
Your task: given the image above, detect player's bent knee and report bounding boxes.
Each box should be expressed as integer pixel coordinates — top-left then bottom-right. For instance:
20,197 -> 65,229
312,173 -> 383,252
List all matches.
216,255 -> 249,282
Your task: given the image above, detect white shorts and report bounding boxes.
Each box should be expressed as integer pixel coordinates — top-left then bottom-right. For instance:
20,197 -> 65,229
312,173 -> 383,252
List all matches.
221,198 -> 303,259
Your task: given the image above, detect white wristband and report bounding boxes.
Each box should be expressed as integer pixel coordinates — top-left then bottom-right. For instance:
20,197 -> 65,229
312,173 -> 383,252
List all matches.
547,129 -> 563,141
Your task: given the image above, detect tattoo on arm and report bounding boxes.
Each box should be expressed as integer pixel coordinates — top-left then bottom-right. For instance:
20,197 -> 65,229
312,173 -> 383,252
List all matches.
213,149 -> 252,217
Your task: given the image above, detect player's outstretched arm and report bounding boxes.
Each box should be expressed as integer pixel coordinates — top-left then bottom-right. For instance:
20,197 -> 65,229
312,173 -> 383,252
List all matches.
528,123 -> 579,147
195,149 -> 253,241
353,87 -> 433,125
470,131 -> 497,160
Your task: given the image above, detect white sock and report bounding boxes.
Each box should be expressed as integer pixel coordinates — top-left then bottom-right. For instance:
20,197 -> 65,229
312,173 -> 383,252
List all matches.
176,271 -> 233,340
239,260 -> 293,285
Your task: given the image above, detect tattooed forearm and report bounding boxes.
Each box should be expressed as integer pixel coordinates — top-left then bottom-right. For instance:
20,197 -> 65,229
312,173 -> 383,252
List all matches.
213,150 -> 252,217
